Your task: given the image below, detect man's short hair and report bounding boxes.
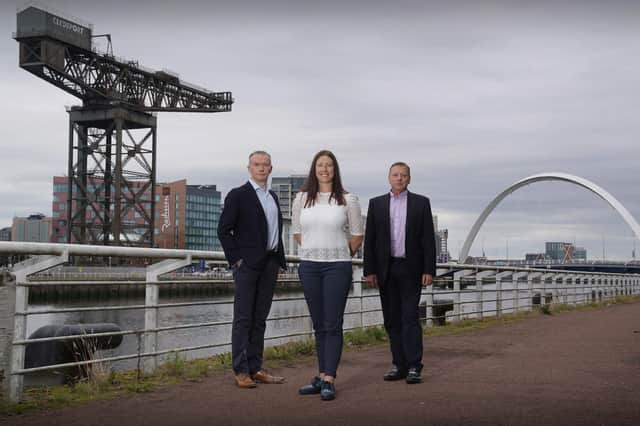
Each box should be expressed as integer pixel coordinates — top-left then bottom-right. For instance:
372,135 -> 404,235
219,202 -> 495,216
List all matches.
389,161 -> 410,176
248,150 -> 272,165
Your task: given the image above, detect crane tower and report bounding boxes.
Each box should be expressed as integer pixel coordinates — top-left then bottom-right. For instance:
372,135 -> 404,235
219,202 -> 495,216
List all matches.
14,5 -> 233,247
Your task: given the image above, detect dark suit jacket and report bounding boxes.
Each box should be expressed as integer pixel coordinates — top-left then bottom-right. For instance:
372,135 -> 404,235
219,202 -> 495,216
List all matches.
217,181 -> 286,270
363,191 -> 437,286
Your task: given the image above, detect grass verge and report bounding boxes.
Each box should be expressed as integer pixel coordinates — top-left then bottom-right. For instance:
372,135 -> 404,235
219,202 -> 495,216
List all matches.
2,294 -> 638,415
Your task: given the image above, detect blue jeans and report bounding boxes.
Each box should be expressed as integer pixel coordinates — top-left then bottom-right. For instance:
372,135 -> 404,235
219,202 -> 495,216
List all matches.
298,261 -> 352,378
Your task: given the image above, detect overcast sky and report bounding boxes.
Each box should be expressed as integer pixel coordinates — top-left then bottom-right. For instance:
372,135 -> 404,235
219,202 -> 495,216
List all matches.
1,0 -> 638,260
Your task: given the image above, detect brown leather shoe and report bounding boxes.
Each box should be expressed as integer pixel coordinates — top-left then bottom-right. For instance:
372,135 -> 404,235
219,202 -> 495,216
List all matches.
235,373 -> 257,388
251,370 -> 286,384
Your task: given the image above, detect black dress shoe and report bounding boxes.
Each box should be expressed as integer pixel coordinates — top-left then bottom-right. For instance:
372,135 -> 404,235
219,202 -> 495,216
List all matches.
320,380 -> 336,401
298,376 -> 322,395
383,366 -> 408,381
406,367 -> 422,384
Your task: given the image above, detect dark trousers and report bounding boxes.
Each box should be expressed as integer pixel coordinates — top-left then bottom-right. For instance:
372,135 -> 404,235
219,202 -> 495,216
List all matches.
298,261 -> 352,378
379,257 -> 423,372
231,256 -> 279,374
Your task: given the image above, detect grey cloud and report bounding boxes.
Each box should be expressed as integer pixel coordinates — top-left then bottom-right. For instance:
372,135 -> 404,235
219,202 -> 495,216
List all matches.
1,0 -> 638,259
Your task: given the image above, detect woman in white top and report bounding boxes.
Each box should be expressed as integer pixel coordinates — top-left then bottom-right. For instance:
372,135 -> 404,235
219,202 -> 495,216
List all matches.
292,150 -> 364,401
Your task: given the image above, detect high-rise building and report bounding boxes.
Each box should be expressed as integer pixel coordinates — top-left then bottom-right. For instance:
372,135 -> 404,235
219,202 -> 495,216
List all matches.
185,184 -> 222,251
0,227 -> 12,241
12,214 -> 52,243
433,215 -> 449,263
272,175 -> 305,255
155,180 -> 222,251
271,175 -> 306,219
574,247 -> 587,261
545,242 -> 569,261
436,229 -> 449,263
545,242 -> 586,262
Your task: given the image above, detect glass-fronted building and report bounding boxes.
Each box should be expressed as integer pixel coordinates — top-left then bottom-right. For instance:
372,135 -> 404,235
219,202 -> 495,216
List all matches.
185,185 -> 222,251
271,175 -> 306,219
155,180 -> 222,251
272,175 -> 306,255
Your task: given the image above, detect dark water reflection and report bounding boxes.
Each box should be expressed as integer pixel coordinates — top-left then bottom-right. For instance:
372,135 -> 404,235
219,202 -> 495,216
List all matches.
26,282 -> 562,371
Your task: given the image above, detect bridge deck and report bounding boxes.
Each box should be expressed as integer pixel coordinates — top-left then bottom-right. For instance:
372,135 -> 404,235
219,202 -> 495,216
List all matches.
5,302 -> 640,425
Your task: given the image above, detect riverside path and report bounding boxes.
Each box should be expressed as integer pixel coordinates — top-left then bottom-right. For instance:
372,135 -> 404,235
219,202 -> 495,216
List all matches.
3,302 -> 639,425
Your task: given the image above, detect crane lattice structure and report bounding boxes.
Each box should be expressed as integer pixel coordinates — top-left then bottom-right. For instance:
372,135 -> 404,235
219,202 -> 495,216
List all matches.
14,6 -> 232,247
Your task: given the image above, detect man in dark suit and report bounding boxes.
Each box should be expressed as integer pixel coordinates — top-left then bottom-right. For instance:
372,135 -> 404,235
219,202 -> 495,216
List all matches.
363,161 -> 437,384
217,151 -> 287,388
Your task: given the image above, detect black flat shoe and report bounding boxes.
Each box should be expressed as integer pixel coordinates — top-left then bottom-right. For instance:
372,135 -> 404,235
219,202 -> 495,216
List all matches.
383,366 -> 408,381
298,376 -> 322,395
406,367 -> 422,384
320,380 -> 336,401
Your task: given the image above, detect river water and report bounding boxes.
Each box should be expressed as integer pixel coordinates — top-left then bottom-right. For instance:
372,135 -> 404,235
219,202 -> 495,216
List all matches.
26,282 -> 580,371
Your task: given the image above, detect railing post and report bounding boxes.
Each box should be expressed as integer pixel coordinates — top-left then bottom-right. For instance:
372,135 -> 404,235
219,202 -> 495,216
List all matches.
511,276 -> 518,313
453,275 -> 461,321
568,275 -> 575,304
452,270 -> 473,321
512,272 -> 527,313
4,253 -> 68,402
568,275 -> 574,304
610,275 -> 615,299
475,273 -> 483,319
527,274 -> 534,311
351,263 -> 363,329
494,271 -> 512,317
540,273 -> 555,305
576,275 -> 584,305
624,277 -> 629,296
495,277 -> 502,317
560,275 -> 568,304
426,268 -> 443,328
474,271 -> 494,319
425,286 -> 434,328
144,256 -> 192,374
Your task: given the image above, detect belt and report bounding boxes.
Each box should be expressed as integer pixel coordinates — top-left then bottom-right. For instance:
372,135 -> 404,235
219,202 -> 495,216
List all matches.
390,256 -> 405,262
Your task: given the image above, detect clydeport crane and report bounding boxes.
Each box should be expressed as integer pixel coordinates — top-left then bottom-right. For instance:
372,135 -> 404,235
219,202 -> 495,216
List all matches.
14,5 -> 233,247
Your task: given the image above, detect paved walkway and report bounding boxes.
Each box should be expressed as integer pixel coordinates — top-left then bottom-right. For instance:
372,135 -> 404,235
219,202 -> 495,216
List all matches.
4,302 -> 640,425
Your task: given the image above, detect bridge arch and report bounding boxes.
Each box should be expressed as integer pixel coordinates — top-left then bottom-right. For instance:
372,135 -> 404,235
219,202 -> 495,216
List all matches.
459,172 -> 640,263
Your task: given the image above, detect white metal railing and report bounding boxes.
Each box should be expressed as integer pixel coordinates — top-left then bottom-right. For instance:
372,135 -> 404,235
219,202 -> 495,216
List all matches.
1,241 -> 639,402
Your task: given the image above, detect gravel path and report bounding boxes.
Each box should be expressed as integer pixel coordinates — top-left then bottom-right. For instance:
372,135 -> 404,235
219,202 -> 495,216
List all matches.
4,302 -> 639,425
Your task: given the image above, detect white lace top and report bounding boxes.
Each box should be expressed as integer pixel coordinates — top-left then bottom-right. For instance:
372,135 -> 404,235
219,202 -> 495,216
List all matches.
292,192 -> 364,262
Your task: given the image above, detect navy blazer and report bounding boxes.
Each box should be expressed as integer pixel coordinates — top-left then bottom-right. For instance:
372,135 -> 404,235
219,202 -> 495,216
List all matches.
217,181 -> 286,270
363,191 -> 437,286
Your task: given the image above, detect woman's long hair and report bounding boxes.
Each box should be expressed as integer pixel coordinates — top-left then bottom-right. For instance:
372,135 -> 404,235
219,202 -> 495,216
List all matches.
301,150 -> 347,208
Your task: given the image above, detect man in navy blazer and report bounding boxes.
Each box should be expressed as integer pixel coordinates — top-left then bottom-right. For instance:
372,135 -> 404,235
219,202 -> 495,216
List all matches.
218,151 -> 287,388
363,162 -> 437,384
